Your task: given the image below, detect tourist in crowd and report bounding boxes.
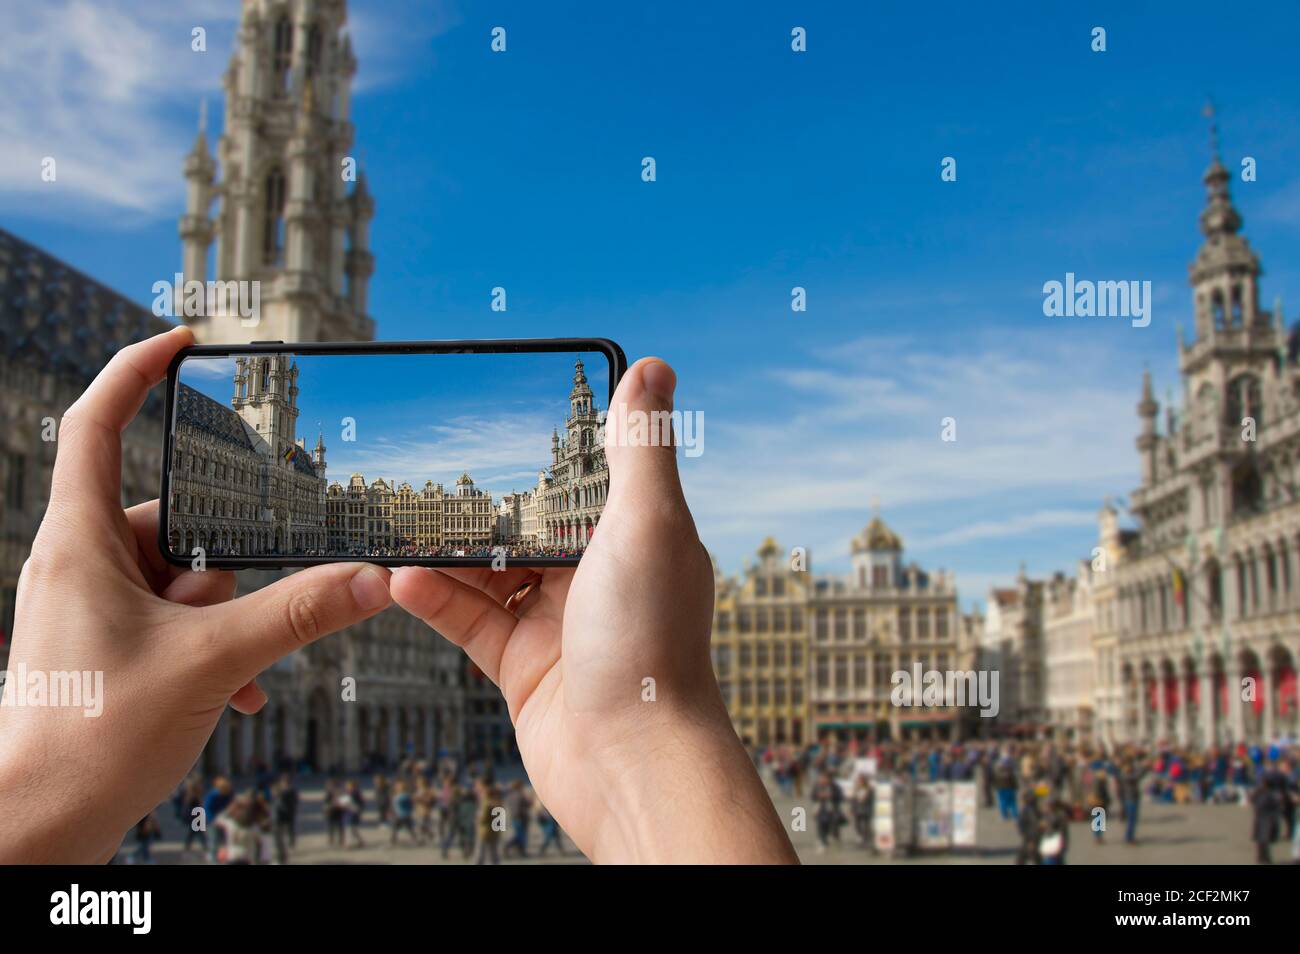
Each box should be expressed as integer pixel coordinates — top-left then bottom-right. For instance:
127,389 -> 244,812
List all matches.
389,780 -> 420,846
503,780 -> 533,858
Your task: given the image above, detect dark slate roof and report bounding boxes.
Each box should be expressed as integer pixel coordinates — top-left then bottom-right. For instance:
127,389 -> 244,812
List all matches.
0,227 -> 174,415
176,382 -> 319,478
176,383 -> 257,451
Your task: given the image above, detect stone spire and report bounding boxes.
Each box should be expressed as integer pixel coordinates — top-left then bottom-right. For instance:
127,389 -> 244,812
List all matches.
182,0 -> 374,344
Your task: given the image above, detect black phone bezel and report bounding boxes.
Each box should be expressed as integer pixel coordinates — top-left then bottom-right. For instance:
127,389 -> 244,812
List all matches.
158,337 -> 628,570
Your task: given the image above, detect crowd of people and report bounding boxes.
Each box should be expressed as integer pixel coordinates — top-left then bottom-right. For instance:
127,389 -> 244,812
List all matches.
753,738 -> 1300,864
117,757 -> 566,865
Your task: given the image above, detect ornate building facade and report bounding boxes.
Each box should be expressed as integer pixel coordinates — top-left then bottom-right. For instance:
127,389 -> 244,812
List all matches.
168,355 -> 328,555
1105,140 -> 1300,746
325,471 -> 495,554
538,358 -> 607,549
712,538 -> 812,746
712,515 -> 979,746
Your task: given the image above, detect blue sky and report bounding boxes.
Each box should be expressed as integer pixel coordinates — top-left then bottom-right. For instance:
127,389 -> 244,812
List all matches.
180,350 -> 610,498
3,0 -> 1300,606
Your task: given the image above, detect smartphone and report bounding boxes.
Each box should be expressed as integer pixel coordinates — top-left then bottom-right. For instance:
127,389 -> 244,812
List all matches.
159,338 -> 626,569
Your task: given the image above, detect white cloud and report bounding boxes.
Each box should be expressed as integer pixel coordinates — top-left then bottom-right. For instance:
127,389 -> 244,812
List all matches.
685,329 -> 1141,583
0,0 -> 449,221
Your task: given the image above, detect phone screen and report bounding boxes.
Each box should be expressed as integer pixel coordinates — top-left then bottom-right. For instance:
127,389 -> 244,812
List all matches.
161,342 -> 621,567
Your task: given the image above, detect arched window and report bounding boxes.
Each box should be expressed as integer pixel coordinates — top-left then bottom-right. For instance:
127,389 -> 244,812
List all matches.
272,17 -> 293,95
1211,290 -> 1226,330
1226,374 -> 1263,430
263,168 -> 287,265
1231,285 -> 1244,327
305,23 -> 323,78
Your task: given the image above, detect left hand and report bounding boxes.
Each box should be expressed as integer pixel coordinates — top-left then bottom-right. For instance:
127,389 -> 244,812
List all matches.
0,327 -> 394,863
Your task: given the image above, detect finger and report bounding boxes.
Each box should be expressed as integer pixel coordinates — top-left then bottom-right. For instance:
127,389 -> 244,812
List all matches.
229,680 -> 268,715
603,357 -> 688,511
124,500 -> 238,601
162,567 -> 238,607
205,562 -> 392,678
433,566 -> 539,606
390,566 -> 518,686
51,326 -> 194,519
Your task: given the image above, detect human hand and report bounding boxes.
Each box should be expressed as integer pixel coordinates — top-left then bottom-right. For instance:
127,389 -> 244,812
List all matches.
0,327 -> 393,863
390,358 -> 797,863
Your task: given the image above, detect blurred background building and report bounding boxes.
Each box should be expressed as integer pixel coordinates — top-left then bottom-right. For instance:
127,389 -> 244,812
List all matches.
711,514 -> 980,746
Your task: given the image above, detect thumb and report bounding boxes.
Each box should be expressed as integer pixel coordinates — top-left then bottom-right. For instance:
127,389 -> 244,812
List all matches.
205,562 -> 392,679
604,357 -> 688,514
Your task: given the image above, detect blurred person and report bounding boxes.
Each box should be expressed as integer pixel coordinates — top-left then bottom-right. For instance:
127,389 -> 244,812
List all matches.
1250,765 -> 1283,864
811,771 -> 842,854
375,774 -> 392,827
993,754 -> 1018,821
1039,798 -> 1070,865
537,804 -> 566,857
272,774 -> 299,863
0,338 -> 794,865
202,777 -> 234,865
324,780 -> 346,847
503,779 -> 533,858
1015,786 -> 1042,865
390,781 -> 419,846
415,777 -> 437,843
181,775 -> 207,855
1118,760 -> 1145,845
850,774 -> 875,851
475,779 -> 502,865
131,810 -> 161,864
1089,766 -> 1111,843
344,780 -> 366,848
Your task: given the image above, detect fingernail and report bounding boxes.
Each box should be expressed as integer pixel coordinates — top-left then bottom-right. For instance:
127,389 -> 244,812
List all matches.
350,565 -> 391,612
641,360 -> 676,403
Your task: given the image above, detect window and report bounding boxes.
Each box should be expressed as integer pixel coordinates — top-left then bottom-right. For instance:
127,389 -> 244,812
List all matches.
773,642 -> 786,667
263,168 -> 287,265
917,608 -> 931,639
834,656 -> 848,689
272,16 -> 293,94
852,607 -> 867,639
773,578 -> 785,597
791,608 -> 804,632
936,609 -> 949,639
898,608 -> 911,641
815,656 -> 829,689
773,608 -> 787,633
738,610 -> 752,634
792,679 -> 804,705
755,576 -> 767,597
815,608 -> 829,641
739,644 -> 752,668
853,655 -> 867,687
305,23 -> 323,79
834,609 -> 847,640
716,611 -> 731,633
791,644 -> 803,668
756,609 -> 770,634
756,643 -> 769,668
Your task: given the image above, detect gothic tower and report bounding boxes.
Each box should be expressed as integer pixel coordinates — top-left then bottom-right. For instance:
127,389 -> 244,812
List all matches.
180,0 -> 375,344
559,358 -> 601,470
232,354 -> 301,457
1179,110 -> 1280,430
